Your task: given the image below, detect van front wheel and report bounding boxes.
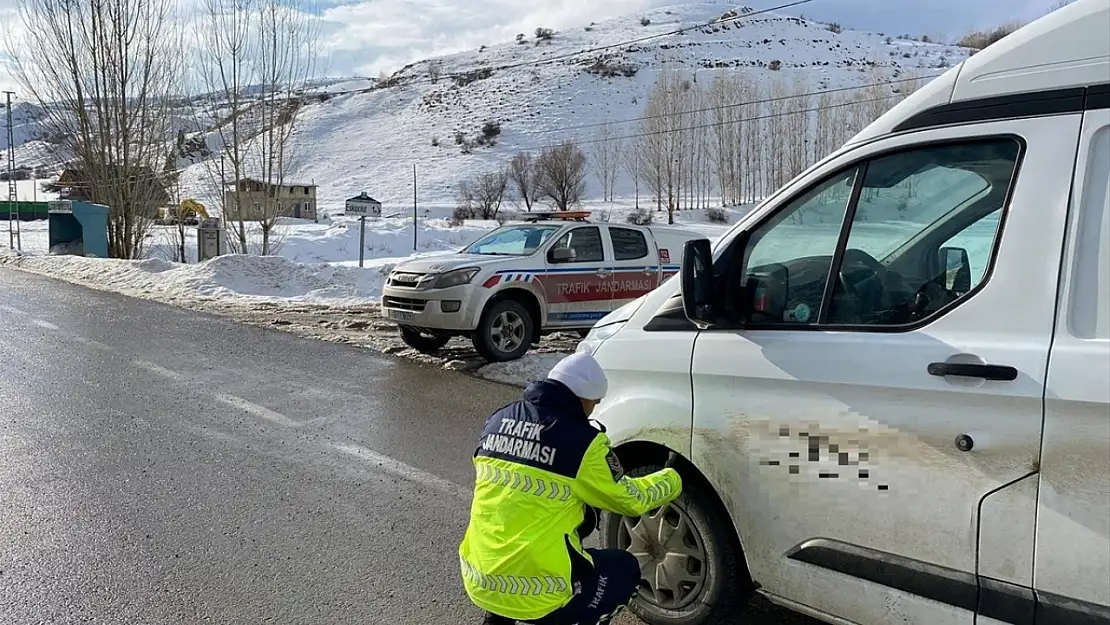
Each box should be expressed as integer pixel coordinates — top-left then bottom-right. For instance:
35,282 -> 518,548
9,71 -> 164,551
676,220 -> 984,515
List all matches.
601,463 -> 752,625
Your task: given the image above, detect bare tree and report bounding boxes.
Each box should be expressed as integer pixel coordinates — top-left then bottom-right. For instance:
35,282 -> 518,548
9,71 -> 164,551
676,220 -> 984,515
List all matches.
251,0 -> 319,255
637,67 -> 688,223
709,72 -> 745,206
194,0 -> 320,255
195,0 -> 255,254
782,73 -> 811,199
589,123 -> 621,202
508,152 -> 538,211
457,167 -> 509,220
9,0 -> 183,259
427,60 -> 443,83
535,141 -> 588,211
622,145 -> 643,209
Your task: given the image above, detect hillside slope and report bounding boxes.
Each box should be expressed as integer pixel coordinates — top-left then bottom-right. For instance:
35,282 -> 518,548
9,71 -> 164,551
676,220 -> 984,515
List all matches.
7,2 -> 971,212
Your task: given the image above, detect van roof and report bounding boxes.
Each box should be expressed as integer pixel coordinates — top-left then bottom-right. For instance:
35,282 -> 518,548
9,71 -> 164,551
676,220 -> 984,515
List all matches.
851,0 -> 1109,144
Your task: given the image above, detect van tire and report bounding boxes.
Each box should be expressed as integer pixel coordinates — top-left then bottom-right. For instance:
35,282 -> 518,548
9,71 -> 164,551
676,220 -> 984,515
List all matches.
473,299 -> 535,362
601,463 -> 753,625
399,326 -> 451,353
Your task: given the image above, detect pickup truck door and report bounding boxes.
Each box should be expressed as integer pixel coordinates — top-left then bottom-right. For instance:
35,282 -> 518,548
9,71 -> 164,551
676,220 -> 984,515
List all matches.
687,115 -> 1080,624
603,225 -> 662,310
542,225 -> 611,327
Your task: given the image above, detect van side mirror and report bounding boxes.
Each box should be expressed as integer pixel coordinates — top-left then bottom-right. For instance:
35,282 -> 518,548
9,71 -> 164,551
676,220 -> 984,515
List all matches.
939,246 -> 972,293
550,247 -> 576,263
681,239 -> 715,326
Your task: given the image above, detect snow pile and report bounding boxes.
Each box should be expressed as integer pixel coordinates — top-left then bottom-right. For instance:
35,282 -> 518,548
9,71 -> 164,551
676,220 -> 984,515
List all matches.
0,248 -> 391,306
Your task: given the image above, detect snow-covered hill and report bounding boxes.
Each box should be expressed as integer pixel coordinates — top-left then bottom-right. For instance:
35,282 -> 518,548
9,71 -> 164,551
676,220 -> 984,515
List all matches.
4,2 -> 971,212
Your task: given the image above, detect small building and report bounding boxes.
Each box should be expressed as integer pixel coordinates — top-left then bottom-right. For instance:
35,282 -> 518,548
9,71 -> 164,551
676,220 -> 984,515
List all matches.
345,192 -> 382,217
224,178 -> 317,221
48,166 -> 169,218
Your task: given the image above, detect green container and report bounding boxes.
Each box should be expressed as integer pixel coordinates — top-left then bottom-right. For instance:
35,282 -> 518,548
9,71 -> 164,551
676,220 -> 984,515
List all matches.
1,201 -> 50,220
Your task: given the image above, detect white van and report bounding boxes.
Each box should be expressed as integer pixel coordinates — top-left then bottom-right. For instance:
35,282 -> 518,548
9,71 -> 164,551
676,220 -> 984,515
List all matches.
579,1 -> 1110,623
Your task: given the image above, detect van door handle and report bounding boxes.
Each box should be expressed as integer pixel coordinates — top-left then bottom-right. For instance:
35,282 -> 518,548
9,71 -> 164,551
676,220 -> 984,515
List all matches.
927,362 -> 1018,381
596,269 -> 612,278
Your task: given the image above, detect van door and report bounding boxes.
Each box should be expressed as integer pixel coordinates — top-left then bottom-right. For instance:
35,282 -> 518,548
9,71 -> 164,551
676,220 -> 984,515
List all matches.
687,115 -> 1081,624
1035,107 -> 1110,623
542,225 -> 611,327
604,225 -> 661,311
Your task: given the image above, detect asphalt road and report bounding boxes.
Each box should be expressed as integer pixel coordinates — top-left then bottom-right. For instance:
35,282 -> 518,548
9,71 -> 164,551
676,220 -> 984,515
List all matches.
0,268 -> 819,625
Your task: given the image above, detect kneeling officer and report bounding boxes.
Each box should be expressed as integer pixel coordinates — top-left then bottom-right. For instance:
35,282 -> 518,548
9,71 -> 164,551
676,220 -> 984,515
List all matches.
458,352 -> 683,624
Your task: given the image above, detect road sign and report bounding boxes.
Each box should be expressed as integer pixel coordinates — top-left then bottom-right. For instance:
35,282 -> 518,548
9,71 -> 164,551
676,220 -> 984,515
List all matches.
346,198 -> 381,217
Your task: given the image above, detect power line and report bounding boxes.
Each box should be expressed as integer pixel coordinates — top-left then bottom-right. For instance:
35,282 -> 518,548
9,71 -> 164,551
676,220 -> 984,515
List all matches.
317,0 -> 818,98
516,71 -> 941,137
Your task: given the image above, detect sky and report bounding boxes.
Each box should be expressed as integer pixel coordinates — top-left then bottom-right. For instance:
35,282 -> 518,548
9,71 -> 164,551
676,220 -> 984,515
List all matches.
0,0 -> 1065,97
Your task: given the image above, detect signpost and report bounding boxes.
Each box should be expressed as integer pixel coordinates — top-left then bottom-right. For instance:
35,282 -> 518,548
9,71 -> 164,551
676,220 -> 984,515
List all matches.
345,193 -> 382,269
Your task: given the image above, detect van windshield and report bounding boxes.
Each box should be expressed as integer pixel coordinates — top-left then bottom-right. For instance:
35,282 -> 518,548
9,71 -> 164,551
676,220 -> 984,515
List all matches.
464,225 -> 562,256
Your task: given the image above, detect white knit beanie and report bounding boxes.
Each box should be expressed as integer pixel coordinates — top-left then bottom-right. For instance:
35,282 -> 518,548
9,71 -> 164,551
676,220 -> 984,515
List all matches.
547,352 -> 608,401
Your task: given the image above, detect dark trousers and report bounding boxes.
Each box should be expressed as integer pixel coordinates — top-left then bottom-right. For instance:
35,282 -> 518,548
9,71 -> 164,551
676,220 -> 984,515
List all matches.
525,549 -> 641,625
485,508 -> 639,625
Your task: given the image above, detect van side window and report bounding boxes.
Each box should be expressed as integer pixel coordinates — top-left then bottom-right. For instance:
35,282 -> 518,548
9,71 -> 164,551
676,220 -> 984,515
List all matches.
826,140 -> 1020,326
733,169 -> 857,325
610,227 -> 649,261
551,227 -> 604,263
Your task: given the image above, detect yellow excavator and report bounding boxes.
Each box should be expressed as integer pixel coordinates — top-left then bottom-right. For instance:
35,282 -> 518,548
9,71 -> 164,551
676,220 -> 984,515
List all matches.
178,199 -> 210,222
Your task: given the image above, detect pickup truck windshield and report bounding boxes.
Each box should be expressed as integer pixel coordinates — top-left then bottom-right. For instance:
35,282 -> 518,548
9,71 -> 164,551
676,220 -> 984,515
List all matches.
464,225 -> 561,256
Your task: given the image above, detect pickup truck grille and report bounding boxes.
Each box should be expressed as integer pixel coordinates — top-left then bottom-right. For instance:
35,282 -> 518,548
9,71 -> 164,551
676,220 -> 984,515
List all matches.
382,296 -> 427,312
389,272 -> 426,288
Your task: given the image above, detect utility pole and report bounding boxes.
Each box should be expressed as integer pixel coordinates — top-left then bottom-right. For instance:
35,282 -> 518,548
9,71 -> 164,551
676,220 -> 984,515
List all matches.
412,163 -> 417,251
4,90 -> 20,251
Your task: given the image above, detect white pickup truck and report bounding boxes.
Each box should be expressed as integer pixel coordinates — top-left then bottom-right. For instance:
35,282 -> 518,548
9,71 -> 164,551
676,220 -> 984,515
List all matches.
380,212 -> 702,361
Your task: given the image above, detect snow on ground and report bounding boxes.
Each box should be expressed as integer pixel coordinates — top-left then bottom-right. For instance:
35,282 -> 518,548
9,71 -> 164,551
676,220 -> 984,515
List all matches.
477,352 -> 569,388
2,201 -> 740,307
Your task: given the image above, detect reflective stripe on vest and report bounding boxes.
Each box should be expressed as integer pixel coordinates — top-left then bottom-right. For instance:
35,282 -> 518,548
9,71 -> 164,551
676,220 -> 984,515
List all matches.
476,463 -> 573,502
460,556 -> 569,596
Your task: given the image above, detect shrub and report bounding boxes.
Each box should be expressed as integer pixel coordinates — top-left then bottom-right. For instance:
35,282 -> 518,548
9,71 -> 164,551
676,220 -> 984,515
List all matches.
481,120 -> 502,141
626,207 -> 653,225
535,27 -> 554,41
706,207 -> 729,224
431,136 -> 440,147
516,33 -> 525,43
640,17 -> 651,26
584,59 -> 640,78
957,21 -> 1023,51
826,22 -> 842,34
450,205 -> 472,226
454,131 -> 465,145
768,59 -> 782,71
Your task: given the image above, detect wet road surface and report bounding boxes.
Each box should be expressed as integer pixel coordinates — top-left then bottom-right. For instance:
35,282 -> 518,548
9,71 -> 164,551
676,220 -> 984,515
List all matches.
0,268 -> 820,625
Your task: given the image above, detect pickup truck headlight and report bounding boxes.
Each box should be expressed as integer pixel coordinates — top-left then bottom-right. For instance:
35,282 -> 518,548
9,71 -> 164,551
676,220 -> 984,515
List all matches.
433,267 -> 480,289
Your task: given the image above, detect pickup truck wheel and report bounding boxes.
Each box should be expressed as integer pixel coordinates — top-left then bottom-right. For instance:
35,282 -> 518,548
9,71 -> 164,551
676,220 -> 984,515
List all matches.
398,326 -> 451,353
473,299 -> 534,362
601,464 -> 752,625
